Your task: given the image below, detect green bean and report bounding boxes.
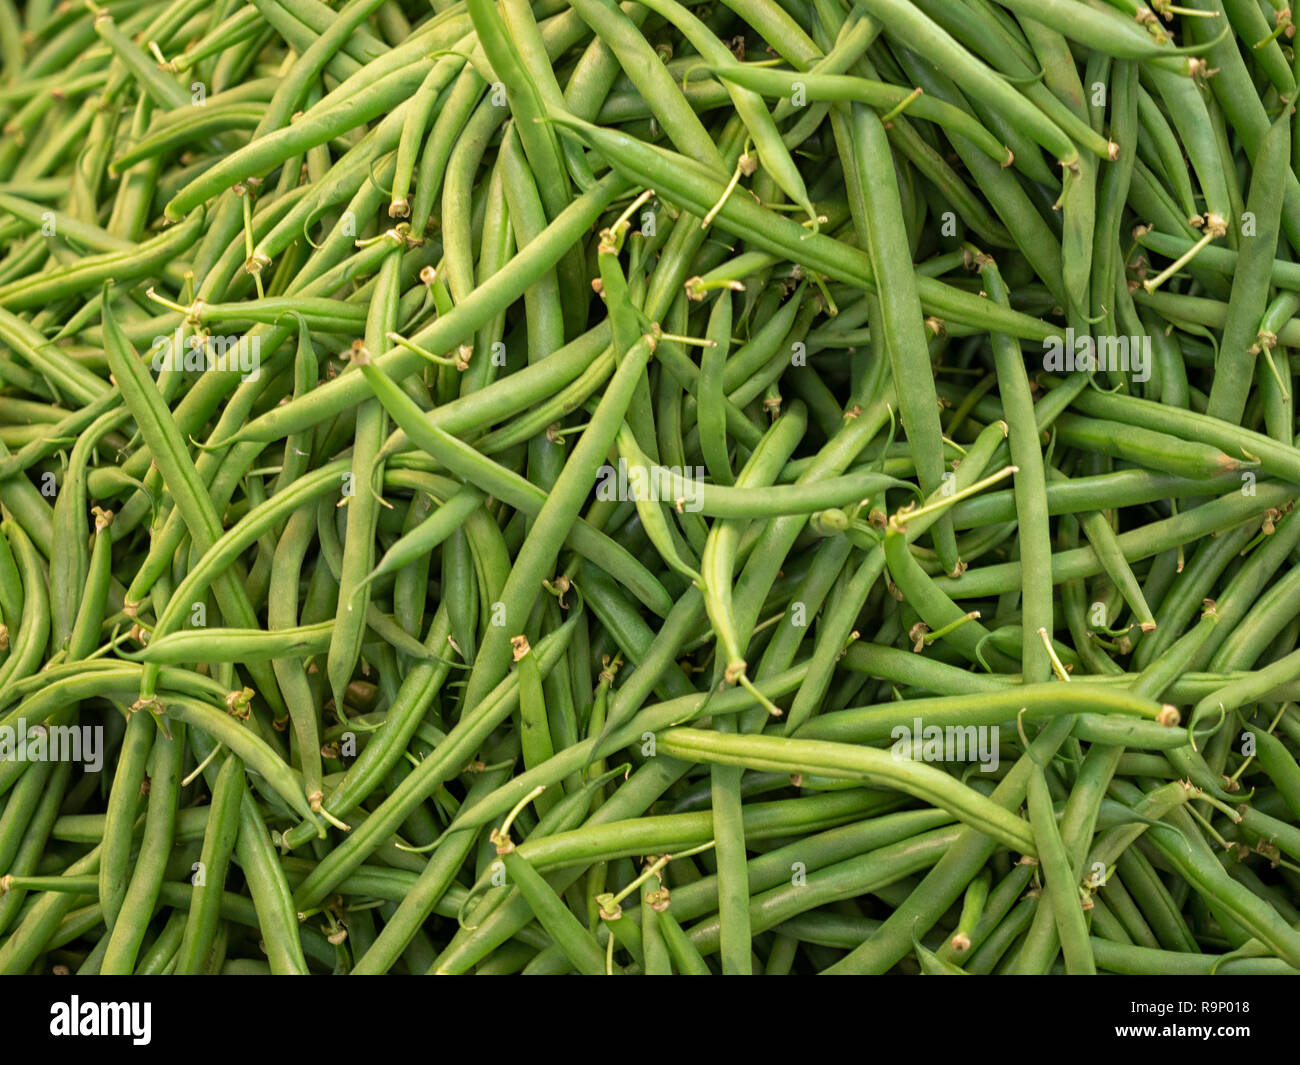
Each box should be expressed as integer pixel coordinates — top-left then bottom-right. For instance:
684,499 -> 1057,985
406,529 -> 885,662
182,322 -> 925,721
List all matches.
845,104 -> 956,572
678,825 -> 962,962
883,515 -> 1017,673
1134,85 -> 1197,223
0,759 -> 65,937
494,815 -> 607,975
936,482 -> 1295,600
0,839 -> 102,973
548,114 -> 1057,342
1135,228 -> 1300,290
640,871 -> 672,974
1205,99 -> 1291,423
173,752 -> 242,975
162,80 -> 428,223
0,757 -> 51,875
799,683 -> 1176,744
326,244 -> 395,714
293,606 -> 582,909
131,620 -> 352,664
98,710 -> 153,936
978,255 -> 1054,680
709,716 -> 750,974
1072,714 -> 1189,750
515,635 -> 559,817
822,713 -> 1075,974
858,0 -> 1078,166
1244,722 -> 1300,822
949,466 -> 1243,532
637,0 -> 818,225
0,519 -> 48,692
101,289 -> 283,716
721,65 -> 1011,165
430,758 -> 694,972
265,506 -> 324,799
938,862 -> 1034,966
282,608 -> 458,852
702,402 -> 806,687
698,292 -> 734,488
159,696 -> 320,833
1052,413 -> 1251,479
348,763 -> 513,974
439,661 -> 804,846
566,0 -> 725,174
1143,814 -> 1300,967
1212,567 -> 1300,673
101,721 -> 185,975
1048,468 -> 1156,633
66,508 -> 113,664
1146,63 -> 1231,229
1022,763 -> 1095,974
946,868 -> 991,955
655,728 -> 1035,853
656,902 -> 713,975
235,781 -> 309,975
1092,938 -> 1297,975
0,208 -> 204,311
229,176 -> 627,445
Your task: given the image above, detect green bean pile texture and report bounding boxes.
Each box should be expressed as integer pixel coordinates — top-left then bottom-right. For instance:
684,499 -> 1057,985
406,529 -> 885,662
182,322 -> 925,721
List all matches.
4,0 -> 1300,978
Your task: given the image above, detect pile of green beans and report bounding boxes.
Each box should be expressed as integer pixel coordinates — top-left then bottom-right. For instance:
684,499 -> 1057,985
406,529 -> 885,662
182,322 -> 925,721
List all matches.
1,0 -> 1300,978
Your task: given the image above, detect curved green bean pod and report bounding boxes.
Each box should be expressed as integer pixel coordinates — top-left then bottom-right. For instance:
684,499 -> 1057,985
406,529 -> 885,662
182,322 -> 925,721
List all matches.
655,727 -> 1035,854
